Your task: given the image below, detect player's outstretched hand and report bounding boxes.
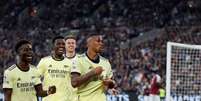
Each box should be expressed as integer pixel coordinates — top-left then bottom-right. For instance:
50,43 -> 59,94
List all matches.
93,66 -> 104,75
48,86 -> 56,95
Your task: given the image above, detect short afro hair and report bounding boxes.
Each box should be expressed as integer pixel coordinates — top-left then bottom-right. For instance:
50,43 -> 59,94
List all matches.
15,40 -> 31,53
52,36 -> 64,44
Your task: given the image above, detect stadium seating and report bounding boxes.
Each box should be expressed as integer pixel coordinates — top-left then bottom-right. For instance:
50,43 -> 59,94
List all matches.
1,0 -> 201,98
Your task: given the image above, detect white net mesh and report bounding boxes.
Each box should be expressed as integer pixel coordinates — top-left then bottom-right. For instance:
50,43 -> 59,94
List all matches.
166,42 -> 201,101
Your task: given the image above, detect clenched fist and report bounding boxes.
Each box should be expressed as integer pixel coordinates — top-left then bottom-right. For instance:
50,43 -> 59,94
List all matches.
103,79 -> 115,89
47,86 -> 56,95
93,66 -> 104,75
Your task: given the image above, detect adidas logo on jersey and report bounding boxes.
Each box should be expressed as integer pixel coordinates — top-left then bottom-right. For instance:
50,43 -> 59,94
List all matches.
31,76 -> 35,79
17,78 -> 21,81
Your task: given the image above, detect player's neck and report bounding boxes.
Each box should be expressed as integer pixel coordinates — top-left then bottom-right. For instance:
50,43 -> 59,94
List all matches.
66,51 -> 76,58
16,61 -> 30,72
52,54 -> 64,61
86,50 -> 98,60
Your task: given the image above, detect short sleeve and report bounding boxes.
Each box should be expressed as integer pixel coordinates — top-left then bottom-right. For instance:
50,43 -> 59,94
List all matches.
37,59 -> 46,77
33,68 -> 42,86
3,70 -> 13,89
106,61 -> 113,79
71,57 -> 82,74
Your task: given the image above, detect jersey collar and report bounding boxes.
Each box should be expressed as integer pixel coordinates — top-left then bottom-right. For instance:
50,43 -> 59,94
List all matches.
51,55 -> 64,61
85,53 -> 100,63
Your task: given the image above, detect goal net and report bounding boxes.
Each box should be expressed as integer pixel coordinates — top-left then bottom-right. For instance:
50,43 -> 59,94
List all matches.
166,42 -> 201,101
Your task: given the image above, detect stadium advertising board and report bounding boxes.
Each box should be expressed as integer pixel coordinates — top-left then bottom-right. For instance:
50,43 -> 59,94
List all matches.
107,94 -> 129,101
172,95 -> 201,101
138,95 -> 201,101
0,93 -> 130,101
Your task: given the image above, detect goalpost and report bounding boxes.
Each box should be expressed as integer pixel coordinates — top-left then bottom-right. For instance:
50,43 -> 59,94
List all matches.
166,42 -> 201,101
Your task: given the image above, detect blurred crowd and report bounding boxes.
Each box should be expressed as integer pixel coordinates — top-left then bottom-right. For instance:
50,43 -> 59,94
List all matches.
0,0 -> 201,29
1,0 -> 201,98
1,27 -> 201,95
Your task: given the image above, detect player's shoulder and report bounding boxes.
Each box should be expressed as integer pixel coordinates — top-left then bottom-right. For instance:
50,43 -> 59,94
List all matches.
74,53 -> 81,59
99,55 -> 109,61
76,53 -> 82,57
29,64 -> 39,74
77,53 -> 86,58
76,53 -> 88,63
29,64 -> 37,69
6,64 -> 17,72
40,56 -> 52,61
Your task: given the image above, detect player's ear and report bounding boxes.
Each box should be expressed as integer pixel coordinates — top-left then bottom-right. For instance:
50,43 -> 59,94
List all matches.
86,43 -> 89,48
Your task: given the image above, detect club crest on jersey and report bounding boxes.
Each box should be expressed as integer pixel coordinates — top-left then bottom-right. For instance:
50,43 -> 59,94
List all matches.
64,65 -> 68,68
17,78 -> 21,81
89,66 -> 93,69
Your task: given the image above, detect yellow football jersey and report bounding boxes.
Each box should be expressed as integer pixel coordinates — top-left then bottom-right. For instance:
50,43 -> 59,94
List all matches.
66,54 -> 80,101
3,64 -> 41,101
71,53 -> 113,101
37,56 -> 76,101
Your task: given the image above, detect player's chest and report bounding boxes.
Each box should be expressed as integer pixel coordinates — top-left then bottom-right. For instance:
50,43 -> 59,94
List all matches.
46,62 -> 71,71
82,61 -> 108,73
45,63 -> 71,78
13,73 -> 36,88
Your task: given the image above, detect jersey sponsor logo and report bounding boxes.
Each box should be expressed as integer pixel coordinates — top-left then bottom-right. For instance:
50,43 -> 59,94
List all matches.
17,82 -> 35,92
48,69 -> 68,78
17,82 -> 34,88
48,69 -> 68,74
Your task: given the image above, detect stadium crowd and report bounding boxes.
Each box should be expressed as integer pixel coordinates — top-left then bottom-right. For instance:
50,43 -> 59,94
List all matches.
1,26 -> 201,97
0,0 -> 201,29
1,0 -> 201,100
